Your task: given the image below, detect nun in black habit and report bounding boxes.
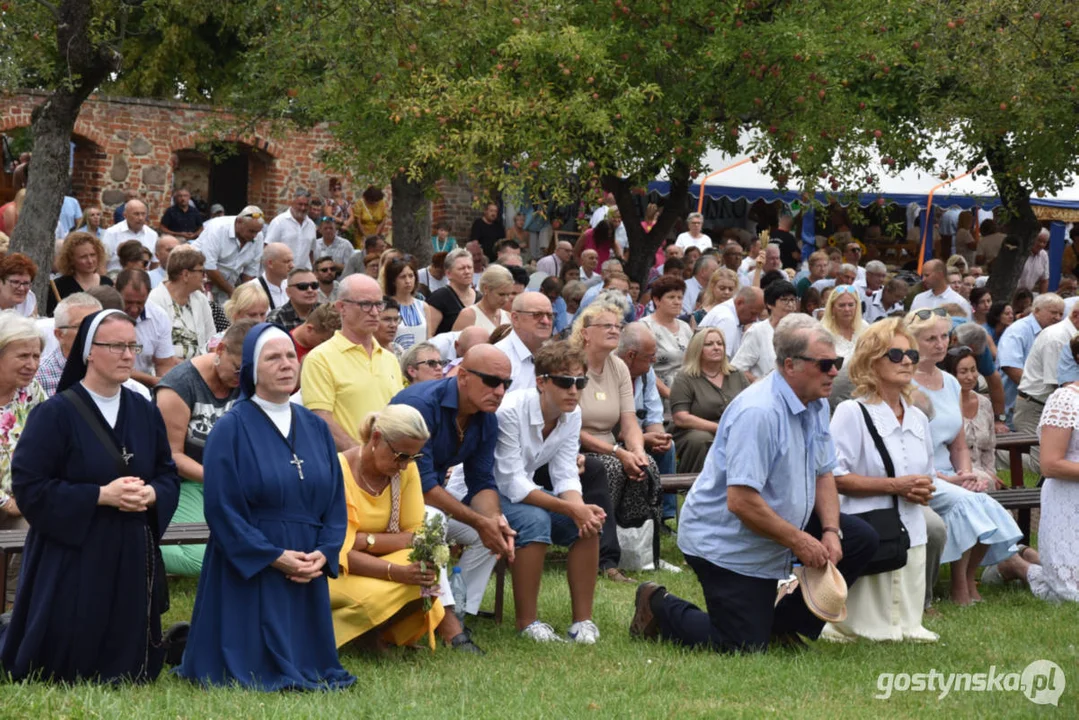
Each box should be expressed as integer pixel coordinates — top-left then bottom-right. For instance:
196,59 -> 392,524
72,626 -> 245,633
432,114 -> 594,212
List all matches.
0,309 -> 180,683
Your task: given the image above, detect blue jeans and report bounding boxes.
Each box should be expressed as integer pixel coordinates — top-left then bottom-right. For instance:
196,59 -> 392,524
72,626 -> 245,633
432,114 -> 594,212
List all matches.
501,492 -> 582,548
650,445 -> 677,520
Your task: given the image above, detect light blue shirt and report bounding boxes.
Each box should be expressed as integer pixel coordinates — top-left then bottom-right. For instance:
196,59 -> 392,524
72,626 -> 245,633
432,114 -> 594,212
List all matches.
1057,342 -> 1079,385
552,296 -> 570,334
632,368 -> 663,427
55,196 -> 82,239
573,285 -> 634,324
677,372 -> 836,579
996,314 -> 1042,413
913,373 -> 963,476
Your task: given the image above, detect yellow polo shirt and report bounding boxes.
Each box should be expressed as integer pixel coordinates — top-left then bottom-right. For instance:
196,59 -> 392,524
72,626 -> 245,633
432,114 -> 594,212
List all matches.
301,331 -> 403,442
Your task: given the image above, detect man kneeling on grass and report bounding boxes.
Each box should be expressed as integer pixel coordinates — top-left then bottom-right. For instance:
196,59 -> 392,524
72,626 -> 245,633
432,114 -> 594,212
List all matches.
630,315 -> 879,652
481,341 -> 606,643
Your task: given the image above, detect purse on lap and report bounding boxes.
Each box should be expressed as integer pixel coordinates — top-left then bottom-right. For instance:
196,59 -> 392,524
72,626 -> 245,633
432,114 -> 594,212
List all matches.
853,402 -> 911,575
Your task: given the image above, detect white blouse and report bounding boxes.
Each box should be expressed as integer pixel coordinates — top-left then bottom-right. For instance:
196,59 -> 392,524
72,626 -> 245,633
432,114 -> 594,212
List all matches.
830,398 -> 932,546
252,394 -> 292,437
82,382 -> 121,428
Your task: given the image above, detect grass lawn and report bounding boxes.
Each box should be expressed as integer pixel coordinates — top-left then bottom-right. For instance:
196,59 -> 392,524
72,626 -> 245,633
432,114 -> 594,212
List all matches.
3,526 -> 1076,719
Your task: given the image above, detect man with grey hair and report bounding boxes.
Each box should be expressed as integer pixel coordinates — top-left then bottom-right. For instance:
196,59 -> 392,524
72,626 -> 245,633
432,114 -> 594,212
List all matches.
675,212 -> 713,252
683,255 -> 718,315
496,291 -> 554,391
857,260 -> 887,297
631,314 -> 878,652
258,242 -> 294,311
699,286 -> 765,358
1017,228 -> 1050,293
103,198 -> 159,274
863,276 -> 907,324
193,205 -> 266,303
264,190 -> 317,270
998,292 -> 1063,422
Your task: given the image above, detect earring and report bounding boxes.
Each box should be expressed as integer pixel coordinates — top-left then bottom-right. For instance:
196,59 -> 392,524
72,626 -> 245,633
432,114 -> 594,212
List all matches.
213,356 -> 221,366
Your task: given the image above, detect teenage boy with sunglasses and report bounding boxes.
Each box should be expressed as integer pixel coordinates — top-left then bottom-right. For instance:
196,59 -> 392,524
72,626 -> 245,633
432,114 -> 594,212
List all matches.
631,314 -> 879,653
390,344 -> 518,650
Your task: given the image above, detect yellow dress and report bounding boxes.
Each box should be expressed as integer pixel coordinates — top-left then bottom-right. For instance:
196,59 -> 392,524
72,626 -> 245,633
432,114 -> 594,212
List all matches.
357,199 -> 387,240
328,455 -> 444,648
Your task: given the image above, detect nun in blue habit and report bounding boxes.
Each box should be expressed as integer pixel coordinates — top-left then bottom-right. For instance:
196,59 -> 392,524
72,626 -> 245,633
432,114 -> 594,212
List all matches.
1,309 -> 181,683
176,323 -> 353,691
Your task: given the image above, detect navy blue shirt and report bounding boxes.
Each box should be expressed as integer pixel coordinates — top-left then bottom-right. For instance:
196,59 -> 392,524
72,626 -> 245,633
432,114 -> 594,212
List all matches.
161,204 -> 205,234
390,377 -> 498,503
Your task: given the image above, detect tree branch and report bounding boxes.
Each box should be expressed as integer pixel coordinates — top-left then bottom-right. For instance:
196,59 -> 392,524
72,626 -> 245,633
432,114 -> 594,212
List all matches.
31,0 -> 61,20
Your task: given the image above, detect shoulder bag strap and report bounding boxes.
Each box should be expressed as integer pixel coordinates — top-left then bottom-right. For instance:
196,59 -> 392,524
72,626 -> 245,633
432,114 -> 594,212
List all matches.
62,388 -> 129,476
856,401 -> 900,511
258,276 -> 277,310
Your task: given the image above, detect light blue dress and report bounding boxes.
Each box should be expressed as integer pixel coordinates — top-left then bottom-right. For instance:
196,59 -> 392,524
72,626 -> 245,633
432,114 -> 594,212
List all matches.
915,373 -> 1021,566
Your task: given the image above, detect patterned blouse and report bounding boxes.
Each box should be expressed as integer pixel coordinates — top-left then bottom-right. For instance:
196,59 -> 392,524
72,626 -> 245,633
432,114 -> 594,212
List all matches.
0,381 -> 47,499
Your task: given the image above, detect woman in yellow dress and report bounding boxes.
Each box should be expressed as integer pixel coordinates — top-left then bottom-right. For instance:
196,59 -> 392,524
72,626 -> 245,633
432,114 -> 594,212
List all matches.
355,186 -> 390,242
329,405 -> 445,649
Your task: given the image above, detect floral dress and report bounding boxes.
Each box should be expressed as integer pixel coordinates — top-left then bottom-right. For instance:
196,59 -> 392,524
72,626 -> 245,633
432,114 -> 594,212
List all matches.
0,381 -> 47,502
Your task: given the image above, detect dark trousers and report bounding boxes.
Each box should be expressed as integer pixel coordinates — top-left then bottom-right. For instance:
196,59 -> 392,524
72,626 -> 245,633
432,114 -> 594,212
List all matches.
654,513 -> 878,653
650,445 -> 678,520
536,457 -> 618,569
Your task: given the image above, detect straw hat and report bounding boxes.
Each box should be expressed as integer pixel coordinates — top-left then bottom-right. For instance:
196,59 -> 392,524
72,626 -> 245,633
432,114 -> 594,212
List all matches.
793,561 -> 848,623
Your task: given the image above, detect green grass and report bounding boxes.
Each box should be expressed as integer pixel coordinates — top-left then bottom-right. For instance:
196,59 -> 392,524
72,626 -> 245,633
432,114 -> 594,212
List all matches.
3,530 -> 1076,719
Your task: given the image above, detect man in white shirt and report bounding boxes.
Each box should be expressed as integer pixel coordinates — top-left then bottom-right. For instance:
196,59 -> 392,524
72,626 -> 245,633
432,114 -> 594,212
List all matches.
863,278 -> 909,324
258,243 -> 294,311
674,213 -> 713,252
590,193 -> 616,228
854,260 -> 886,299
536,241 -> 574,279
102,199 -> 158,274
1017,229 -> 1050,293
910,259 -> 972,318
192,206 -> 266,304
841,241 -> 867,285
698,286 -> 765,358
116,269 -> 178,388
682,256 -> 718,315
146,235 -> 180,289
263,190 -> 317,270
313,217 -> 353,274
495,292 -> 554,391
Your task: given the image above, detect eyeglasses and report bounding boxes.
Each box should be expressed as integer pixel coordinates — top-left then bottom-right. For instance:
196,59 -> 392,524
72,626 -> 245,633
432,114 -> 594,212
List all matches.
384,437 -> 424,464
947,345 -> 974,359
540,374 -> 589,390
92,341 -> 144,356
587,322 -> 625,332
290,282 -> 319,291
794,355 -> 843,373
775,296 -> 798,306
466,367 -> 513,390
188,267 -> 206,275
4,279 -> 32,289
912,308 -> 949,321
410,359 -> 446,370
518,310 -> 555,322
339,298 -> 386,313
833,285 -> 858,296
882,348 -> 920,364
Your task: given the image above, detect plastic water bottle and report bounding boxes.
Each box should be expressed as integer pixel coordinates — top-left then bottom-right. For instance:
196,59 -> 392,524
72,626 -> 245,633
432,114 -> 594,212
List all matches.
449,566 -> 467,622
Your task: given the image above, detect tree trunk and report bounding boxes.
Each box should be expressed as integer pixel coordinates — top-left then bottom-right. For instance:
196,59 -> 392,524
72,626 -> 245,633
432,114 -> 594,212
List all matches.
606,160 -> 691,286
983,140 -> 1041,304
390,173 -> 431,265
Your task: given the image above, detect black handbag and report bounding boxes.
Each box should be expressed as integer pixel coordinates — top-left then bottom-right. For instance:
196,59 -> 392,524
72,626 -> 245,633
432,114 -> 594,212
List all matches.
853,402 -> 911,576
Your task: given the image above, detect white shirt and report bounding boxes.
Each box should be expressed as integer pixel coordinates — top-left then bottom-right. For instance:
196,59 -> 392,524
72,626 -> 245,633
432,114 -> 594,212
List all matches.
910,286 -> 972,319
418,267 -> 449,293
730,320 -> 775,378
314,235 -> 354,269
264,210 -> 317,270
492,389 -> 583,504
1017,250 -> 1050,291
133,302 -> 176,376
674,232 -> 713,252
580,269 -> 603,289
251,394 -> 292,437
830,399 -> 930,547
590,205 -> 611,228
811,277 -> 836,294
698,298 -> 745,358
863,288 -> 904,324
192,216 -> 265,303
102,221 -> 159,273
682,276 -> 704,315
495,330 -> 535,391
1019,316 -> 1077,399
260,273 -> 289,310
147,284 -> 217,360
82,382 -> 122,428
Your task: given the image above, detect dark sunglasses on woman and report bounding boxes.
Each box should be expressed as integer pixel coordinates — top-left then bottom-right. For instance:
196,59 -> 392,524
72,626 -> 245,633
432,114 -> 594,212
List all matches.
883,349 -> 920,364
540,374 -> 589,390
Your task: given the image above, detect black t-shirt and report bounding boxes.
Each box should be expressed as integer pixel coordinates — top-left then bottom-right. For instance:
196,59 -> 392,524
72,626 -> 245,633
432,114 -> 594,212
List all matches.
428,286 -> 469,334
772,229 -> 800,269
470,217 -> 505,261
161,204 -> 205,234
47,274 -> 113,317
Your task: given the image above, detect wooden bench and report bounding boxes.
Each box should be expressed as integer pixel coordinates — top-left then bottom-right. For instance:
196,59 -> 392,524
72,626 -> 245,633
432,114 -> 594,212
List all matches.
1,522 -> 210,609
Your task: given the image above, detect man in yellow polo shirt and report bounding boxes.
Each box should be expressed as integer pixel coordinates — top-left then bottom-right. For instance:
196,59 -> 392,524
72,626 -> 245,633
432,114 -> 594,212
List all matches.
302,273 -> 403,449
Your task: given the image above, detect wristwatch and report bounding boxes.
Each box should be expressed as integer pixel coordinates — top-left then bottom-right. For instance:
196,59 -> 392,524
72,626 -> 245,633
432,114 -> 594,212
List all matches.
610,443 -> 622,457
823,526 -> 844,540
366,533 -> 376,550
996,414 -> 1007,423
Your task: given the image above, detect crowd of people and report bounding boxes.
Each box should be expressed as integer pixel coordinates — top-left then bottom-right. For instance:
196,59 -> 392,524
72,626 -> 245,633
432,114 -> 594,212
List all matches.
0,187 -> 1075,691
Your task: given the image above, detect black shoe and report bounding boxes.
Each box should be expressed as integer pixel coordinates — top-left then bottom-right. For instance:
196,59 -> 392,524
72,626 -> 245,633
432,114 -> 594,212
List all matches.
449,632 -> 485,655
163,621 -> 190,666
771,632 -> 809,651
467,610 -> 497,620
630,582 -> 664,640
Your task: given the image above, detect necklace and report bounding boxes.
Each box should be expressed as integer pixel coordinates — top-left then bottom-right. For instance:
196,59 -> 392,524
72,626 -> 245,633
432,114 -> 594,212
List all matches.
248,400 -> 305,480
455,415 -> 469,443
353,449 -> 388,495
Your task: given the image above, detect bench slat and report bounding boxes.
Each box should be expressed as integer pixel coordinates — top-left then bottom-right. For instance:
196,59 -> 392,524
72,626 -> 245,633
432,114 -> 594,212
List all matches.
0,522 -> 211,555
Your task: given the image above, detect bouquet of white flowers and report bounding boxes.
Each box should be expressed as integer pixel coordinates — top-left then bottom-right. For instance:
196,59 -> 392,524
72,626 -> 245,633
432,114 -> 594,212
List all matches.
409,513 -> 451,650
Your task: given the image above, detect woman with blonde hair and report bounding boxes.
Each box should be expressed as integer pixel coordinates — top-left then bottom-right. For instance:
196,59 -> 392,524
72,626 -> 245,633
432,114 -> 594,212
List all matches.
571,302 -> 659,583
907,309 -> 1022,605
820,284 -> 866,361
670,327 -> 750,474
692,267 -> 739,326
222,280 -> 270,325
47,231 -> 113,316
823,318 -> 938,642
451,264 -> 512,332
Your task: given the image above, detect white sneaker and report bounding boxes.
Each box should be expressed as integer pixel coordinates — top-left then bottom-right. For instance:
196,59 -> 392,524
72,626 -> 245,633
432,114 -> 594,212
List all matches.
657,559 -> 683,573
567,619 -> 600,644
520,620 -> 565,643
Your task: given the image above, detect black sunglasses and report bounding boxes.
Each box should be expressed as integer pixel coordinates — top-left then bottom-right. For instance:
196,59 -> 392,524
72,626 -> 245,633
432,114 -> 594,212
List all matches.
912,308 -> 949,321
466,367 -> 513,390
540,373 -> 589,390
290,282 -> 319,291
794,355 -> 844,373
411,359 -> 446,370
384,437 -> 424,464
882,348 -> 920,364
947,345 -> 974,358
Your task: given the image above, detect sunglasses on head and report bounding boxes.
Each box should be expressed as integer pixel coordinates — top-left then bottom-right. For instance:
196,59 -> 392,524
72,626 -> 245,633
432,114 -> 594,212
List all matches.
912,308 -> 949,321
947,345 -> 973,358
540,373 -> 589,390
466,367 -> 513,390
290,282 -> 319,291
833,284 -> 859,296
882,348 -> 920,364
794,355 -> 843,373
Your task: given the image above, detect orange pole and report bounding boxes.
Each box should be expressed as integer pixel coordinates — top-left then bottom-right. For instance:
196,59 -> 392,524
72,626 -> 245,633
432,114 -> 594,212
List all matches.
696,157 -> 756,213
917,164 -> 987,273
